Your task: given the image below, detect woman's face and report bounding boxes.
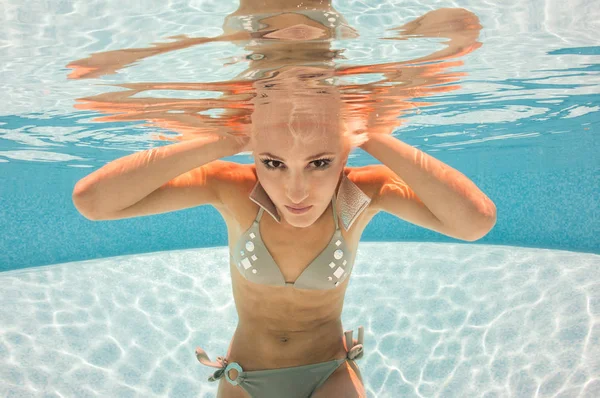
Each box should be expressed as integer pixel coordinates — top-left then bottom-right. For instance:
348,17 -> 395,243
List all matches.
251,93 -> 349,229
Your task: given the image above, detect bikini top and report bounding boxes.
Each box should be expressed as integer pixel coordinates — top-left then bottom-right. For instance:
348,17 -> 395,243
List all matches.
222,10 -> 359,81
222,9 -> 358,40
230,173 -> 371,290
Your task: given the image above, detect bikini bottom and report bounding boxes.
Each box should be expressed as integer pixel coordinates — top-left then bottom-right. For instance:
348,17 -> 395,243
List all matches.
195,326 -> 364,398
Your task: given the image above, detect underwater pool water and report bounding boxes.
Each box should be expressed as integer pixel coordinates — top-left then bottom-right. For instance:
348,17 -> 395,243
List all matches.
1,0 -> 598,397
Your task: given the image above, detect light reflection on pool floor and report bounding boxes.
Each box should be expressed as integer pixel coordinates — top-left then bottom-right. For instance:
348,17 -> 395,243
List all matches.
1,243 -> 598,397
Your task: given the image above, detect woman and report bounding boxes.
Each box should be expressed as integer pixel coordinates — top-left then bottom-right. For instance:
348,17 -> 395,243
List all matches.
71,71 -> 496,397
71,2 -> 496,397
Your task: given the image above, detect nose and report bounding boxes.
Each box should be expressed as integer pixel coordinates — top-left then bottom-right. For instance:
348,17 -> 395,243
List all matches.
285,173 -> 309,205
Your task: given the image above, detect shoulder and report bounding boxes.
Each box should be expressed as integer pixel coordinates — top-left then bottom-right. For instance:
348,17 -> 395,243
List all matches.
342,164 -> 390,219
208,160 -> 256,195
207,160 -> 258,217
343,164 -> 388,200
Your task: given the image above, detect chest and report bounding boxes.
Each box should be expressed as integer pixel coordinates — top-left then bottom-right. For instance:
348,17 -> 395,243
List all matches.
226,208 -> 364,283
261,219 -> 348,283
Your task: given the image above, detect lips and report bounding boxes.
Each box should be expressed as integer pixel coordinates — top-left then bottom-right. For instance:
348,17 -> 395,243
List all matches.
285,205 -> 313,214
288,205 -> 309,210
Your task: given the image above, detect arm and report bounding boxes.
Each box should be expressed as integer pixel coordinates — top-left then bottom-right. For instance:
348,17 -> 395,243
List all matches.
67,32 -> 251,79
337,8 -> 482,77
337,8 -> 482,138
385,8 -> 482,64
360,134 -> 496,241
72,135 -> 247,220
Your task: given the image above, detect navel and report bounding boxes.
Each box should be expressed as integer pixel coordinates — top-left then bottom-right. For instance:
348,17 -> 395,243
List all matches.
276,332 -> 291,343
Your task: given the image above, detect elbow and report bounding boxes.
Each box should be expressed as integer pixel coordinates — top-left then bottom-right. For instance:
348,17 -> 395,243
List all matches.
465,198 -> 497,241
72,186 -> 100,221
463,214 -> 497,242
72,193 -> 94,221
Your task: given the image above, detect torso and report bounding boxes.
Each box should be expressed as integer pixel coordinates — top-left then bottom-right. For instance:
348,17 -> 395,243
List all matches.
215,164 -> 377,371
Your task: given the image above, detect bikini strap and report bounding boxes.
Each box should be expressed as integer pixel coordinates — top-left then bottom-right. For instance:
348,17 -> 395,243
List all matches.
255,207 -> 264,223
332,193 -> 340,231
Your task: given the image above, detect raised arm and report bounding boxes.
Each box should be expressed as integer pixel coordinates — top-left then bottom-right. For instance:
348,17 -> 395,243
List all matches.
72,134 -> 249,221
67,32 -> 251,80
385,8 -> 482,64
337,8 -> 482,136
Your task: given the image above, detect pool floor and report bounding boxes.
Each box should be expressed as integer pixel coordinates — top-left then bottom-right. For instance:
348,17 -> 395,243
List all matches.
1,242 -> 598,397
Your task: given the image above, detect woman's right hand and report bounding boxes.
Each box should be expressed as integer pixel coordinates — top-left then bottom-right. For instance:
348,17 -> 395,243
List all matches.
227,134 -> 253,155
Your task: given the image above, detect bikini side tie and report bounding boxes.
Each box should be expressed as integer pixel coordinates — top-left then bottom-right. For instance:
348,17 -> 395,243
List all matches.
345,325 -> 364,360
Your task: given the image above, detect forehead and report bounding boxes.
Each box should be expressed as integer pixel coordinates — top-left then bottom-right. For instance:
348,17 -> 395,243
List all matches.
254,120 -> 343,157
250,78 -> 344,158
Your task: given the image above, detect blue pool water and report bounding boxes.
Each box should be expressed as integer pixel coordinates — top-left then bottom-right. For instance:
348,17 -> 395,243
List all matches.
1,0 -> 599,397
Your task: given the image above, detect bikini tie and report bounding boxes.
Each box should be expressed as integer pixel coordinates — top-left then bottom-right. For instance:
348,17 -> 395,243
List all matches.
195,347 -> 229,382
344,326 -> 365,360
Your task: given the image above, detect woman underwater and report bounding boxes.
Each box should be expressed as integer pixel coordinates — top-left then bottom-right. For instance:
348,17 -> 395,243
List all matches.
70,1 -> 496,397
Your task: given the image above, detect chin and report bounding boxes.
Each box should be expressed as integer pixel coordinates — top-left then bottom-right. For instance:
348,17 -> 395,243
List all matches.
281,212 -> 319,229
282,217 -> 314,229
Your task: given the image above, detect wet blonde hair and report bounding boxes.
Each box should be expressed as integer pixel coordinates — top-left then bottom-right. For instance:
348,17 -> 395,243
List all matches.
249,76 -> 365,161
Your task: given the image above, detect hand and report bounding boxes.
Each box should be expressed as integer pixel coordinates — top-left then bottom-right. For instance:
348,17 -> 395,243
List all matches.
343,115 -> 371,148
222,133 -> 252,155
235,135 -> 253,154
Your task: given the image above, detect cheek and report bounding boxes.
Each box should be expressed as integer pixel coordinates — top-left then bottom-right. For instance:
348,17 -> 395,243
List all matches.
255,167 -> 283,198
255,166 -> 273,186
311,168 -> 344,198
319,167 -> 342,184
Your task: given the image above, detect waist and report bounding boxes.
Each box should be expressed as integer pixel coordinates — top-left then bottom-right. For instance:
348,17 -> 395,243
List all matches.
227,319 -> 347,370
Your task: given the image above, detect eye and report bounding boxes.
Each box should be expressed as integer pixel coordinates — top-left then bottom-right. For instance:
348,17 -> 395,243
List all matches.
299,73 -> 324,80
261,159 -> 284,169
311,158 -> 332,169
260,158 -> 333,170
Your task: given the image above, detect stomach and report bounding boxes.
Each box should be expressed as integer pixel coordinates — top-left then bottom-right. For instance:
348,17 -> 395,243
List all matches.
226,262 -> 351,369
227,318 -> 348,370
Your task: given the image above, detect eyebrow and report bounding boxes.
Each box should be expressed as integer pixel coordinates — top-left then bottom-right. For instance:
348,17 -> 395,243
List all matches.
259,152 -> 335,161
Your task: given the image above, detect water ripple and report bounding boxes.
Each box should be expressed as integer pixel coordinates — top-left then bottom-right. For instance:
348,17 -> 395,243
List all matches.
0,243 -> 598,397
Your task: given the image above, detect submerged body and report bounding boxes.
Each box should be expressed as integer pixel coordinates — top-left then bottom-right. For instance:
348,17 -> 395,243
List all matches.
211,166 -> 375,397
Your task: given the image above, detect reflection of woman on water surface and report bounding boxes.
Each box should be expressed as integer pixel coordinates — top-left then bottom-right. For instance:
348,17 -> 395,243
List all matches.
70,1 -> 496,396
